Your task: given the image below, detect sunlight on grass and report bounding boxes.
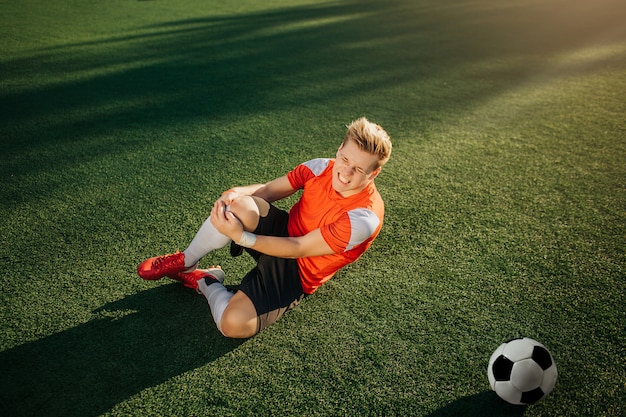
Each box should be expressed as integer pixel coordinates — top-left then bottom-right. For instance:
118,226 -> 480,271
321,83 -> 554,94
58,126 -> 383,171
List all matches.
549,41 -> 626,68
256,11 -> 373,36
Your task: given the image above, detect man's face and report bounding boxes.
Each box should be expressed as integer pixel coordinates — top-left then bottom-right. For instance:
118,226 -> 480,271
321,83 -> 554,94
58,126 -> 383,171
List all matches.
332,139 -> 381,197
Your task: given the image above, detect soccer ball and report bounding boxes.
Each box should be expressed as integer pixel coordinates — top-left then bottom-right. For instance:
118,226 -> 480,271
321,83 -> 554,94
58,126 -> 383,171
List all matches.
487,337 -> 558,405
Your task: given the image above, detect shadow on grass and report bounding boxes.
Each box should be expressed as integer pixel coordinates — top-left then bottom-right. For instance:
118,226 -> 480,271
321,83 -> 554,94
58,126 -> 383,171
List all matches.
0,284 -> 243,417
426,391 -> 526,417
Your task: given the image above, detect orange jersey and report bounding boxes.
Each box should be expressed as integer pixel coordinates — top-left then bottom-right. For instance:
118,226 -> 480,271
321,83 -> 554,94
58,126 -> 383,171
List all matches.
286,158 -> 384,294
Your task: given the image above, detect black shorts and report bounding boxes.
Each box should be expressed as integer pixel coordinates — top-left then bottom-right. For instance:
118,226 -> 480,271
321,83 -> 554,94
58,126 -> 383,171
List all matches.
235,204 -> 306,333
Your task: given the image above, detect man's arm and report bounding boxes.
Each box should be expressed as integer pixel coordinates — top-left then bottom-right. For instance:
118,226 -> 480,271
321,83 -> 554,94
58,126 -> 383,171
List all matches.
210,200 -> 335,259
246,229 -> 334,259
223,175 -> 296,204
251,175 -> 297,202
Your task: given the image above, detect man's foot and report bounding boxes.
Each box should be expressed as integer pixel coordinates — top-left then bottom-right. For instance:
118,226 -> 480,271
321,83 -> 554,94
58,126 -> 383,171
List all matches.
137,251 -> 196,280
172,267 -> 225,291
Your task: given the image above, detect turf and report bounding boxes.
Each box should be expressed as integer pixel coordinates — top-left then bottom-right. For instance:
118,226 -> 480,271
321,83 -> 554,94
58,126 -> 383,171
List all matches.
1,0 -> 625,416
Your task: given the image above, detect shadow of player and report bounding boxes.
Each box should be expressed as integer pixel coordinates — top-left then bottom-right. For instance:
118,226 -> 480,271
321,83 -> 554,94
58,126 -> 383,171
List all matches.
0,283 -> 243,417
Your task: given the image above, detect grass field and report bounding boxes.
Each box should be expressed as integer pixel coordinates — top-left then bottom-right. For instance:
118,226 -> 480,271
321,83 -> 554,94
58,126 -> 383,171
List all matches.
1,0 -> 625,415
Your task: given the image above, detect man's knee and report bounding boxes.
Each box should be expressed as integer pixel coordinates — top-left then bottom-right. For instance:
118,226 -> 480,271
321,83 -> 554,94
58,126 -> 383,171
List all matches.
219,307 -> 258,339
228,196 -> 269,231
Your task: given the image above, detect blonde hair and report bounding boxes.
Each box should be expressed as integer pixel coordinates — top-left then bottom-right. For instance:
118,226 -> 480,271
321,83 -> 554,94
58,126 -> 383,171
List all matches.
343,117 -> 392,168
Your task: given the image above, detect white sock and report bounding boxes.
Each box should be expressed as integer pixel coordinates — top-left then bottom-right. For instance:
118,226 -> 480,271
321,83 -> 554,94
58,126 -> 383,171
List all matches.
198,279 -> 234,333
183,215 -> 231,267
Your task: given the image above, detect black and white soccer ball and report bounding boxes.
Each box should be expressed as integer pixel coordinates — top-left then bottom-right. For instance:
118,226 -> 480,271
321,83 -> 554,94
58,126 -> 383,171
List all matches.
487,337 -> 558,405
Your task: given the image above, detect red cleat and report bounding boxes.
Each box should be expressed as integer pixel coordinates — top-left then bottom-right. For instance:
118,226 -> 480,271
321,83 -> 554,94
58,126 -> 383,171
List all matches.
137,251 -> 188,280
172,267 -> 225,291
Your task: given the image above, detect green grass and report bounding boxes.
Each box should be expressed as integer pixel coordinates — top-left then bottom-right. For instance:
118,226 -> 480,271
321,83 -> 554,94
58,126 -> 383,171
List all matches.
1,0 -> 625,415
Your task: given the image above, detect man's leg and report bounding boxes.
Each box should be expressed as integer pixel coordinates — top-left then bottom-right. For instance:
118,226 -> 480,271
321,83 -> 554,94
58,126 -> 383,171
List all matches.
182,215 -> 231,267
184,194 -> 267,265
138,195 -> 267,280
213,251 -> 304,338
137,215 -> 231,279
197,284 -> 258,338
199,197 -> 304,339
196,195 -> 270,338
228,195 -> 270,229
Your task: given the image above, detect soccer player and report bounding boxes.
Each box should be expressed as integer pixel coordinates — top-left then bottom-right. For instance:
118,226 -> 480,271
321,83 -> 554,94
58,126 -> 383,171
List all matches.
137,117 -> 392,338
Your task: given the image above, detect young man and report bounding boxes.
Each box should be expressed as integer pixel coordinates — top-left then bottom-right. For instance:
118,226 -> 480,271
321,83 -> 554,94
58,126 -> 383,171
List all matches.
137,117 -> 392,338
